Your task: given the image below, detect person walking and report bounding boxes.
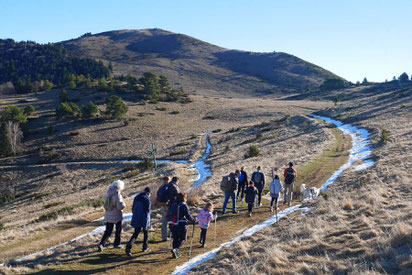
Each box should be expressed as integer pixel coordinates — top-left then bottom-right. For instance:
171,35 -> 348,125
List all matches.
98,180 -> 126,252
196,202 -> 216,248
245,181 -> 258,217
221,171 -> 239,214
236,167 -> 248,201
167,176 -> 180,204
284,162 -> 297,206
125,187 -> 152,256
155,176 -> 170,242
251,166 -> 265,207
168,192 -> 197,258
269,175 -> 284,211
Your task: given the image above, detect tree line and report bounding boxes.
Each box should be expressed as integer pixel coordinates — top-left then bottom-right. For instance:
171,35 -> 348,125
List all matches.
0,39 -> 110,93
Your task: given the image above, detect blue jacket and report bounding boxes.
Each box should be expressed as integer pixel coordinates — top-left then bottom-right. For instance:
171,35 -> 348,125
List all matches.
130,192 -> 151,230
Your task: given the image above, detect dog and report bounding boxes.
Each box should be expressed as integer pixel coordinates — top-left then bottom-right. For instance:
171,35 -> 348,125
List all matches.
300,184 -> 320,200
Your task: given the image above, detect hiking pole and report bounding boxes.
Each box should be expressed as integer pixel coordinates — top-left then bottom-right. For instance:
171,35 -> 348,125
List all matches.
240,198 -> 243,212
189,223 -> 195,256
167,228 -> 171,249
275,199 -> 278,222
214,212 -> 217,246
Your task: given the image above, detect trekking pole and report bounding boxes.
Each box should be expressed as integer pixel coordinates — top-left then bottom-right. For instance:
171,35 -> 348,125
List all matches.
167,228 -> 171,249
214,212 -> 217,246
240,199 -> 243,212
275,200 -> 278,222
189,223 -> 195,256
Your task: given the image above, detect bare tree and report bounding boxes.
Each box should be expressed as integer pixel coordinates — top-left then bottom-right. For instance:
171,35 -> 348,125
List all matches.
6,121 -> 23,155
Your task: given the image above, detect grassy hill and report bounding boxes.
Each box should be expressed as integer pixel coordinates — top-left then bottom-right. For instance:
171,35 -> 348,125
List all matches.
61,28 -> 343,96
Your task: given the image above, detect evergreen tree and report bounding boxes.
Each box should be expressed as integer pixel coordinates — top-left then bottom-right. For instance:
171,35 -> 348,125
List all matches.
85,76 -> 93,89
105,95 -> 128,119
159,75 -> 170,92
139,72 -> 159,96
362,77 -> 368,84
59,90 -> 69,103
399,72 -> 409,83
81,101 -> 99,119
0,122 -> 12,156
1,106 -> 27,124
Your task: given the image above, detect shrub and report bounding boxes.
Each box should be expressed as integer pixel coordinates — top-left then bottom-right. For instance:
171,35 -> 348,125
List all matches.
105,95 -> 128,120
169,150 -> 188,156
224,145 -> 231,152
59,90 -> 69,103
86,199 -> 104,208
320,79 -> 346,91
0,191 -> 15,207
136,158 -> 154,172
256,133 -> 263,140
37,206 -> 74,222
379,129 -> 390,144
156,107 -> 167,111
44,201 -> 64,209
244,145 -> 260,159
70,131 -> 80,136
56,102 -> 80,118
0,223 -> 4,231
170,111 -> 180,115
24,105 -> 36,116
81,101 -> 98,119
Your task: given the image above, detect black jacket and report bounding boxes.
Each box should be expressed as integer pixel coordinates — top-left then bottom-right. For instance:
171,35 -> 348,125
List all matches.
167,182 -> 180,204
245,185 -> 258,204
168,198 -> 196,226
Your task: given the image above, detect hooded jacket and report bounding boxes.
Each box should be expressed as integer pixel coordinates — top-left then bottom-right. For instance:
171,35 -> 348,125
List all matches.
103,186 -> 126,223
269,179 -> 284,197
245,185 -> 258,204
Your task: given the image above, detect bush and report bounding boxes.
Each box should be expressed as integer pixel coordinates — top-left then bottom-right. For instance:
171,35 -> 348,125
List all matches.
0,191 -> 15,207
170,111 -> 180,115
24,105 -> 36,116
169,150 -> 188,156
0,223 -> 4,231
56,102 -> 80,118
379,129 -> 390,144
320,79 -> 346,91
59,90 -> 69,103
105,95 -> 128,120
86,199 -> 104,208
81,101 -> 98,119
137,158 -> 154,172
244,145 -> 260,159
37,206 -> 74,222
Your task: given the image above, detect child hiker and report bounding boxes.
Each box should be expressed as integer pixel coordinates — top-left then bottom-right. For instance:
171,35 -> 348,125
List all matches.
245,181 -> 258,217
269,175 -> 284,212
196,202 -> 216,248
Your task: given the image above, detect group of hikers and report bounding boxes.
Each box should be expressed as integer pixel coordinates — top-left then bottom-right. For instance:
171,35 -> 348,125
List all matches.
97,162 -> 297,259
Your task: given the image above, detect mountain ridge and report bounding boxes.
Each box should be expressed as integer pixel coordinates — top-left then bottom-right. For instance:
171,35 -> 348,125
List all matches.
61,28 -> 344,96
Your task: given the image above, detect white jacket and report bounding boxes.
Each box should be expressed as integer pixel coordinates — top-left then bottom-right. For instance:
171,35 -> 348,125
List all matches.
269,179 -> 284,197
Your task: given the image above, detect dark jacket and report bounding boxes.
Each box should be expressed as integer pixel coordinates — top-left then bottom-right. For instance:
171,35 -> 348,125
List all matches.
168,198 -> 196,226
167,181 -> 180,204
221,173 -> 238,193
238,170 -> 248,185
245,185 -> 258,204
251,171 -> 265,191
130,192 -> 151,230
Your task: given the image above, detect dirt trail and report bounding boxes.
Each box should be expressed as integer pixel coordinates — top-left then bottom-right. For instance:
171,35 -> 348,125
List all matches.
20,120 -> 351,274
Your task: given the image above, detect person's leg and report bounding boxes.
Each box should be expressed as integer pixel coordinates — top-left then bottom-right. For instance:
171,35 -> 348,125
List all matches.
222,192 -> 230,213
99,222 -> 114,246
288,183 -> 294,205
270,197 -> 275,207
142,229 -> 149,250
126,227 -> 141,254
114,221 -> 122,247
240,183 -> 246,200
231,192 -> 237,212
201,228 -> 207,246
171,226 -> 179,249
178,225 -> 188,248
284,185 -> 288,204
236,185 -> 241,200
275,195 -> 279,209
248,203 -> 253,214
257,188 -> 263,206
161,206 -> 168,241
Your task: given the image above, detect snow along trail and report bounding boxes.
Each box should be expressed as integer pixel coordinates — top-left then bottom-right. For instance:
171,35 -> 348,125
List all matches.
1,134 -> 213,266
172,115 -> 375,274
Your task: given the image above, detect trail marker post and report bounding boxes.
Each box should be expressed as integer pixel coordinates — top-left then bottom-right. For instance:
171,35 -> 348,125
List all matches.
152,142 -> 157,171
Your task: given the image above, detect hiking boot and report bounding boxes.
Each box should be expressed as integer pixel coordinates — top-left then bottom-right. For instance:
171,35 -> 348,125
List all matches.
201,243 -> 206,248
172,248 -> 180,258
125,249 -> 132,257
113,245 -> 123,249
142,248 -> 151,253
248,212 -> 252,217
270,207 -> 273,212
259,203 -> 262,207
232,210 -> 238,214
97,244 -> 104,252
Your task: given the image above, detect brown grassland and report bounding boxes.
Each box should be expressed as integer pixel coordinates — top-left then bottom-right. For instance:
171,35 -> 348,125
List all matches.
0,82 -> 411,274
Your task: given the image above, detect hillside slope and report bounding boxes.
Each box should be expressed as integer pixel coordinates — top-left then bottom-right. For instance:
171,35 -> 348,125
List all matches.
62,29 -> 343,96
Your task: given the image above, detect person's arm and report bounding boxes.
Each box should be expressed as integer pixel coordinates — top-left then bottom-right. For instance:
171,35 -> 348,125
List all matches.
117,193 -> 126,210
183,204 -> 196,223
284,169 -> 287,178
244,172 -> 248,183
262,173 -> 265,186
294,169 -> 297,179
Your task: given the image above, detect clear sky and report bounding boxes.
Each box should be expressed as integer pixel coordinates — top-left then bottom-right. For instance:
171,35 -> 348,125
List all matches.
1,0 -> 411,83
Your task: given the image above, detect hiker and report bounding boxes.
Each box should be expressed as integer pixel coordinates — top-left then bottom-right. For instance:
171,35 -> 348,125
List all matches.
220,171 -> 239,214
236,167 -> 248,201
168,176 -> 180,204
245,181 -> 258,217
125,187 -> 151,256
284,162 -> 297,206
251,166 -> 265,207
98,180 -> 126,252
154,176 -> 170,242
269,175 -> 284,211
196,202 -> 216,248
168,192 -> 197,258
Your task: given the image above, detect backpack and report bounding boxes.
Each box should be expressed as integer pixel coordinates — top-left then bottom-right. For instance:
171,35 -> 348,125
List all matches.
285,168 -> 295,184
220,176 -> 230,192
167,202 -> 180,226
252,172 -> 262,184
157,183 -> 170,203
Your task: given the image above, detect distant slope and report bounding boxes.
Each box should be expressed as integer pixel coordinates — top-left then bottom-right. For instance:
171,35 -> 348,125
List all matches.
62,29 -> 344,96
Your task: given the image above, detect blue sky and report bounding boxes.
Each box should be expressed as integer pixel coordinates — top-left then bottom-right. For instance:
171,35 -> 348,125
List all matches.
1,0 -> 411,83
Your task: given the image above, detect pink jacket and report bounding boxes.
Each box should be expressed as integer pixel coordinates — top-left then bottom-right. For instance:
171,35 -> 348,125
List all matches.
197,209 -> 215,229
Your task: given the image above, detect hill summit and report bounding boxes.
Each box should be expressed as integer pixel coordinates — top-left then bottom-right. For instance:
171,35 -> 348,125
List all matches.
62,28 -> 343,96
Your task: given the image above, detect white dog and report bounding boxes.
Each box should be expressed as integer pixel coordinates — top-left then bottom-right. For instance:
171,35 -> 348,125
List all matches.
300,184 -> 320,200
